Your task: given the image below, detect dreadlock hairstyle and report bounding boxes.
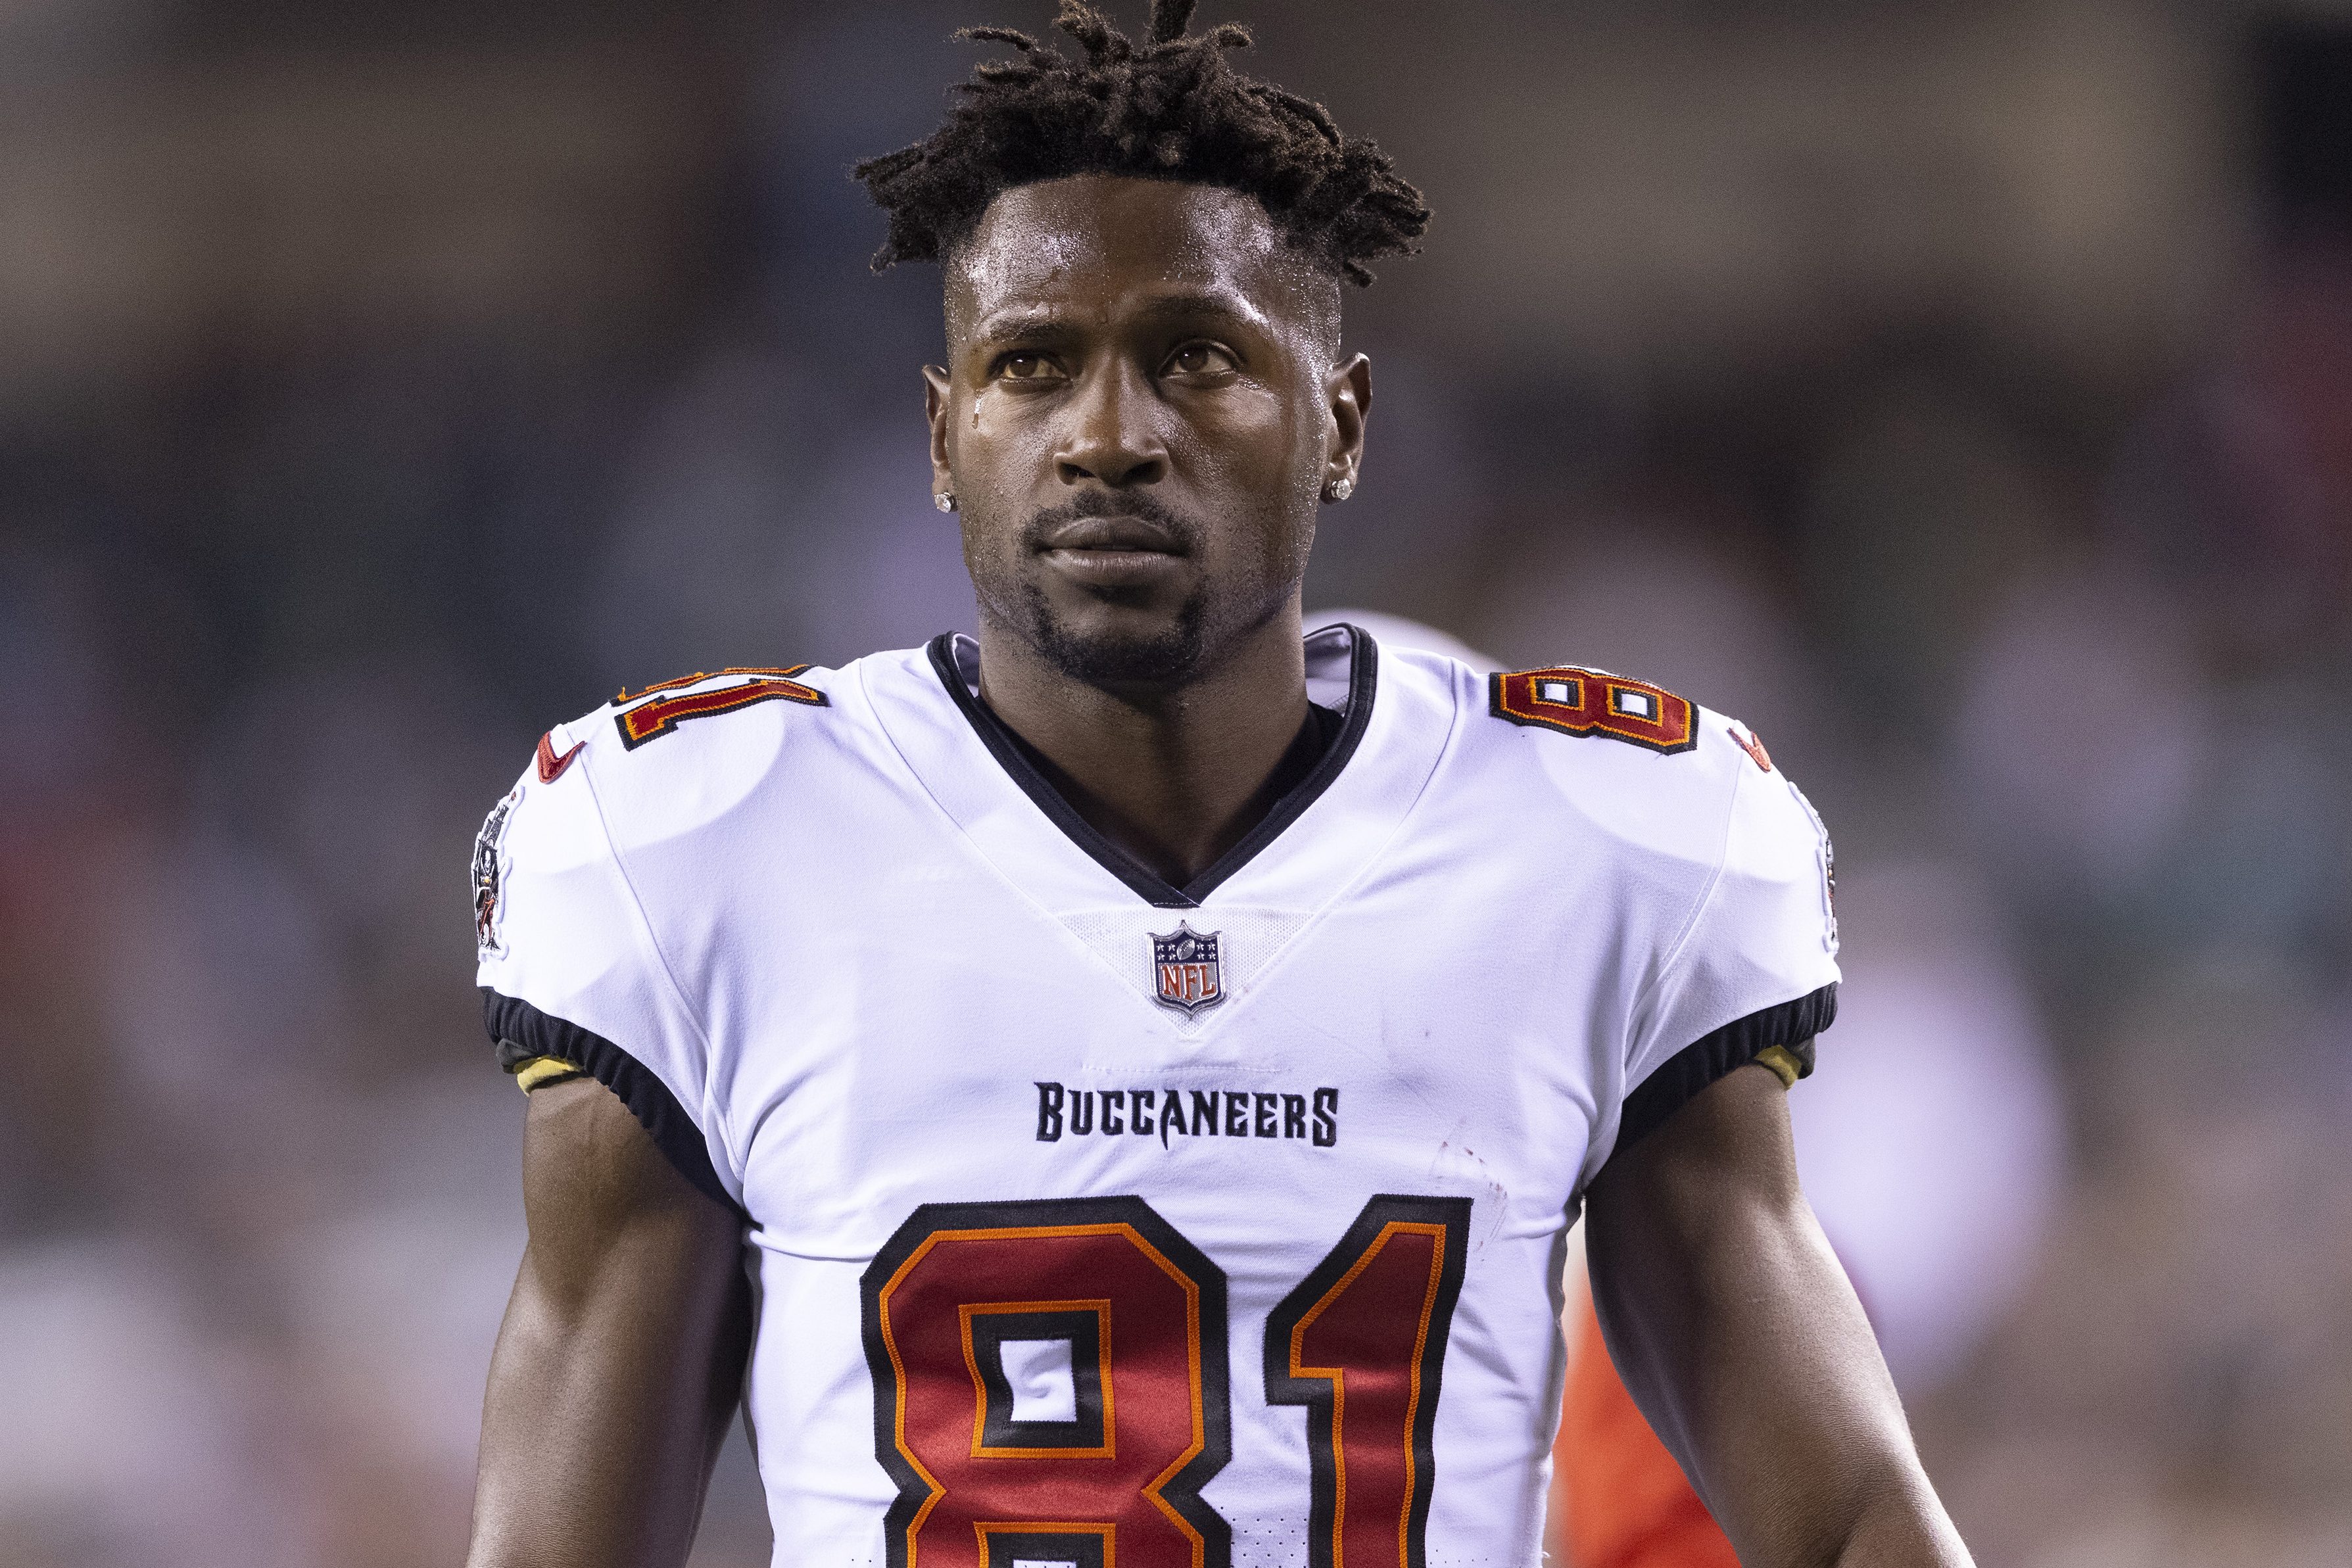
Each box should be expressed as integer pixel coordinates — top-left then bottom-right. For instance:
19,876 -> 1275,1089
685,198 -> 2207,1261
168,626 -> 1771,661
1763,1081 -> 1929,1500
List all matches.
853,0 -> 1429,287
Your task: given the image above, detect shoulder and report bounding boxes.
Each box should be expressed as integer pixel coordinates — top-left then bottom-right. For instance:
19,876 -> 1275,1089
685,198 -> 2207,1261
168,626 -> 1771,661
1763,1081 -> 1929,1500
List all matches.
473,656 -> 881,945
544,657 -> 884,847
1447,655 -> 1823,884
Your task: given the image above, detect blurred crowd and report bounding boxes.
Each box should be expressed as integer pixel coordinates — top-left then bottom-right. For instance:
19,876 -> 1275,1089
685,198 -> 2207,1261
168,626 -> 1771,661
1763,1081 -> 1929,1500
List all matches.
1,3 -> 2347,1565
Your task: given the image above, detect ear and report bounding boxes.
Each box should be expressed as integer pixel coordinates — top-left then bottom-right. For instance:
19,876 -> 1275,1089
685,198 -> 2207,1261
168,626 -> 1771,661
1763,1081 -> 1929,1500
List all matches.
1322,353 -> 1372,497
923,364 -> 954,504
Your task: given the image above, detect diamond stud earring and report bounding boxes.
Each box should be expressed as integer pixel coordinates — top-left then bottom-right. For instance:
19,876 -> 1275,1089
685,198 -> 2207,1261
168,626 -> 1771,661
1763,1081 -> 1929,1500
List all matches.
1325,476 -> 1355,502
934,490 -> 956,513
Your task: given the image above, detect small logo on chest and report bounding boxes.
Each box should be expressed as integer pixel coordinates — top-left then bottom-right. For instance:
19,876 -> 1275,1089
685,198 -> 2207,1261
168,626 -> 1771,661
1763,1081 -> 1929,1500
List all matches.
1151,922 -> 1224,1016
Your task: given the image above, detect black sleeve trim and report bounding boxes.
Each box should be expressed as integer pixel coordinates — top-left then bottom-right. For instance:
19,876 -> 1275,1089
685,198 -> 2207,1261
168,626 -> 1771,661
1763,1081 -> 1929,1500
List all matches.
1610,983 -> 1837,1162
483,987 -> 742,1218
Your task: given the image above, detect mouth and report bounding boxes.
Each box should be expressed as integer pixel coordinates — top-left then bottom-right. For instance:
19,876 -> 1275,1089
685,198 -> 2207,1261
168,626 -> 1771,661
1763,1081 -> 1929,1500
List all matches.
1037,514 -> 1186,556
1035,513 -> 1191,589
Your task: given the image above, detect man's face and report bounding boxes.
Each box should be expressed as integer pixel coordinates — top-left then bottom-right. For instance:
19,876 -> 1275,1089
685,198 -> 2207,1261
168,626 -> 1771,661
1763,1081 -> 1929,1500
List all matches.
928,175 -> 1368,689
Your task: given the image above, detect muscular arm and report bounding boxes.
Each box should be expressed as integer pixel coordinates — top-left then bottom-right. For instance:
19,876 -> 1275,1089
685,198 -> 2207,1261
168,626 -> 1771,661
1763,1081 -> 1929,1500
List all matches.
1583,1059 -> 1972,1568
466,1077 -> 753,1568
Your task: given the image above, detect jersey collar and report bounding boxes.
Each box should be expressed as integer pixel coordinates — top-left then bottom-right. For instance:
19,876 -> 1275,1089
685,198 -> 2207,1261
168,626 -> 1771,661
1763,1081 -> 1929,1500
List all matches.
921,627 -> 1376,910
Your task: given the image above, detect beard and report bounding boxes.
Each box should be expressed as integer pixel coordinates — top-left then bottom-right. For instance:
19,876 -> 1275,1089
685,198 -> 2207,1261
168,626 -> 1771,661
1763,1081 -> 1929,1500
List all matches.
1002,490 -> 1219,686
1020,575 -> 1212,685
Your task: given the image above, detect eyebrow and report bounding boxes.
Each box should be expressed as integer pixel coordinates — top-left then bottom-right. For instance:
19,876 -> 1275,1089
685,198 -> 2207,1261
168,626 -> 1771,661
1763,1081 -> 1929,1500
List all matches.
969,289 -> 1272,344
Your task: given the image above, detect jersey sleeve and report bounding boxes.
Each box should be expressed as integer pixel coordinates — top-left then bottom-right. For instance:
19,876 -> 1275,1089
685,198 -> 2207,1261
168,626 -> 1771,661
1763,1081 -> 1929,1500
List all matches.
1615,742 -> 1842,1156
471,730 -> 736,1212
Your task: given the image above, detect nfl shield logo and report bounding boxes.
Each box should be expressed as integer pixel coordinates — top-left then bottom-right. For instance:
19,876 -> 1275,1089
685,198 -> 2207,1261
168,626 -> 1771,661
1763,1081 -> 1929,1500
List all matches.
1151,922 -> 1225,1017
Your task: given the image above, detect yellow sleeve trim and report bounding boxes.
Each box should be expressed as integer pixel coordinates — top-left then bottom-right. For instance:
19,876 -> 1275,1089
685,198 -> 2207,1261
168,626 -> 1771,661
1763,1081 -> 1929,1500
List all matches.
514,1055 -> 587,1093
1753,1044 -> 1803,1091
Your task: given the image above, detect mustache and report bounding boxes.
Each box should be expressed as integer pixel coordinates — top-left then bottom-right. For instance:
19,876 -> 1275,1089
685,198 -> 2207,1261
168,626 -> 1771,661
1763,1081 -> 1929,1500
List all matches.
1019,489 -> 1203,551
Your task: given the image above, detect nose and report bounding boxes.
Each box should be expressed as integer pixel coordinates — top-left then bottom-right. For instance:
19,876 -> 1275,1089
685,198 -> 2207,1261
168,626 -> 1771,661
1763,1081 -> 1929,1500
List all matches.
1054,358 -> 1168,490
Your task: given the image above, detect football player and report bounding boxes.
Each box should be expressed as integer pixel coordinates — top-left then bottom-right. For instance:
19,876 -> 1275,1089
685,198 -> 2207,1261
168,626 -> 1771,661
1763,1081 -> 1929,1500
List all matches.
463,5 -> 1973,1567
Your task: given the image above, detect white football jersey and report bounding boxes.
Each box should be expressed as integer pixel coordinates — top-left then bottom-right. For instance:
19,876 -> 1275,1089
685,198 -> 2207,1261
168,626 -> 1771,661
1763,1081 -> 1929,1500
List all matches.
471,625 -> 1838,1568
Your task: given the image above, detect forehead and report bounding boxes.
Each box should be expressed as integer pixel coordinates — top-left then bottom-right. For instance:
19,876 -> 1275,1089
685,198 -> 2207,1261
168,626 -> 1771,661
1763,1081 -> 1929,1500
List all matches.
947,175 -> 1332,342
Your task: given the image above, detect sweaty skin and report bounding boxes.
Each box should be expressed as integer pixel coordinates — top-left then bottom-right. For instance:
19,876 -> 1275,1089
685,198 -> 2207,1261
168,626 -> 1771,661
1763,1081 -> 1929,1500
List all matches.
926,176 -> 1368,887
464,177 -> 1973,1568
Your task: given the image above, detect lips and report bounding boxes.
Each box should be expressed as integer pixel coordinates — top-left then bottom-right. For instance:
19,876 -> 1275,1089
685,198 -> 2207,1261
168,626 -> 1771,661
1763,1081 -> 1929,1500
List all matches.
1038,514 -> 1186,554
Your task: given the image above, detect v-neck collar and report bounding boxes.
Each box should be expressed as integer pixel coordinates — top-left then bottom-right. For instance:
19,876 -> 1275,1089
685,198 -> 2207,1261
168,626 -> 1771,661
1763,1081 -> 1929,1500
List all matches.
923,627 -> 1379,909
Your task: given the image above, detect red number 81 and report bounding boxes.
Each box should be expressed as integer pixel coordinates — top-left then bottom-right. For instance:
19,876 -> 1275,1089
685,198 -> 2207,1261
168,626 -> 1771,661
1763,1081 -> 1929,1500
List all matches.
861,1194 -> 1471,1568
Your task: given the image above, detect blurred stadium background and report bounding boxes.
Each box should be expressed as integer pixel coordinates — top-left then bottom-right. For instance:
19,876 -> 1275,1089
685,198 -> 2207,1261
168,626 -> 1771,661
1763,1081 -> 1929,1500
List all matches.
3,1 -> 2349,1563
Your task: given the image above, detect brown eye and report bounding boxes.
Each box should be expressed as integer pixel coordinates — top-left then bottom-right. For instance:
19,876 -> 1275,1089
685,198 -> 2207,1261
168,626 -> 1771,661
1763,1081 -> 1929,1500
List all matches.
1165,343 -> 1237,377
995,352 -> 1062,381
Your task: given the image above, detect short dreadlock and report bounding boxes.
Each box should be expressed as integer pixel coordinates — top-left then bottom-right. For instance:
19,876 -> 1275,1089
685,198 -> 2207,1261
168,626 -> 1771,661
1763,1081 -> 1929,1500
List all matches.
853,0 -> 1429,287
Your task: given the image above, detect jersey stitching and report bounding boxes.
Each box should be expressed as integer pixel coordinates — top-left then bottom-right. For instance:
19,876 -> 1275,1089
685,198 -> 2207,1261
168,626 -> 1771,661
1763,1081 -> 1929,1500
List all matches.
572,726 -> 743,1193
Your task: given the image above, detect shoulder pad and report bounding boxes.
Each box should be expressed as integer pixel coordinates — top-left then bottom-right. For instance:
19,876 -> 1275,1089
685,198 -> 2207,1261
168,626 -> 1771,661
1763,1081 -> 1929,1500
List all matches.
1477,659 -> 1802,874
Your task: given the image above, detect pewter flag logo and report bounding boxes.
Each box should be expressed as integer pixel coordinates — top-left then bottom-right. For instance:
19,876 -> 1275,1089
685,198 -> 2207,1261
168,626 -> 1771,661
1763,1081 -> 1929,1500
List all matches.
472,787 -> 519,958
1151,922 -> 1224,1016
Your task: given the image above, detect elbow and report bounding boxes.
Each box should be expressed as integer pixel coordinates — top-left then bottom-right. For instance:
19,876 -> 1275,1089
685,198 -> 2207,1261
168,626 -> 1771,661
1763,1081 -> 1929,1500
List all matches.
1816,1467 -> 1973,1568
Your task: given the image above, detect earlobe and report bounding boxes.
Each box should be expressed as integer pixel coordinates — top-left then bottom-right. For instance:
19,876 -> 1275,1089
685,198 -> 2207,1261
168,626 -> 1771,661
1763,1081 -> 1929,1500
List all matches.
1323,353 -> 1372,502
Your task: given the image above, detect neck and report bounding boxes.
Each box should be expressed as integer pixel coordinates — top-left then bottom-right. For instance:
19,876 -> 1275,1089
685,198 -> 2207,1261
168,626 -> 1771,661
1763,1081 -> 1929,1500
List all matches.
974,606 -> 1312,888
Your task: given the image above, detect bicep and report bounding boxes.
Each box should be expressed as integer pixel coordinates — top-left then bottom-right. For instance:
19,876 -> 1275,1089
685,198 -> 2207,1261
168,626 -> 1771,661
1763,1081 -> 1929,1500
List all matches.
468,1078 -> 752,1568
1582,1059 -> 1917,1566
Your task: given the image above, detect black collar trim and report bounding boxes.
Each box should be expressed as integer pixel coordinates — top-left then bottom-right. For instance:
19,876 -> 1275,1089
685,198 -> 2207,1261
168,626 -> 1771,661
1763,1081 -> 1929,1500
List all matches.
924,627 -> 1380,909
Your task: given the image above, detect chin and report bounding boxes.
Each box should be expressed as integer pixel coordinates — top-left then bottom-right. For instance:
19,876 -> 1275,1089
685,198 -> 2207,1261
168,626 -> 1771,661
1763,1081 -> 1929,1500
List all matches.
1028,592 -> 1209,686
